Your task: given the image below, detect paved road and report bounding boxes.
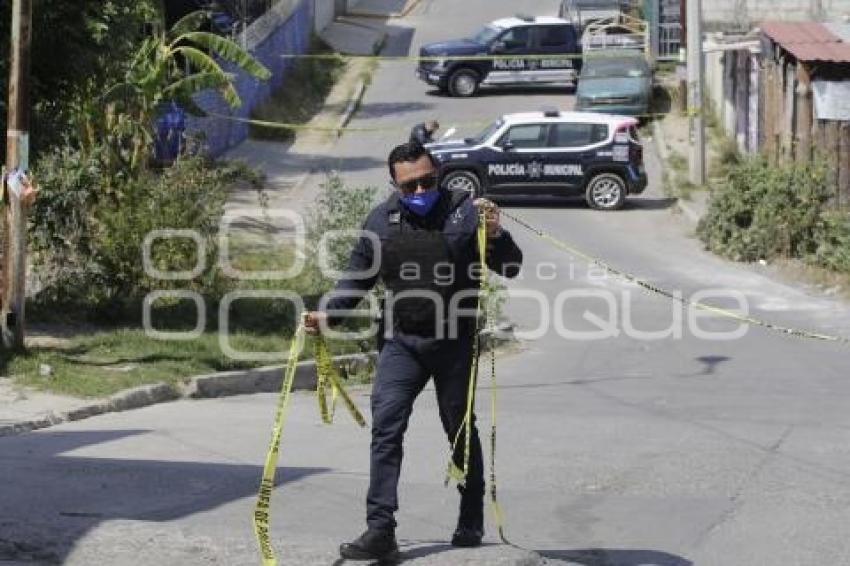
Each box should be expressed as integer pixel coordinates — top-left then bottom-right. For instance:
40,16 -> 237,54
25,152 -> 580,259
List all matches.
4,1 -> 850,565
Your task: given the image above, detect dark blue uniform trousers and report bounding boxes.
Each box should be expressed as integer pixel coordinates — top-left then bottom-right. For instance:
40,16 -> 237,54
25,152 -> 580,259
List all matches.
367,331 -> 485,532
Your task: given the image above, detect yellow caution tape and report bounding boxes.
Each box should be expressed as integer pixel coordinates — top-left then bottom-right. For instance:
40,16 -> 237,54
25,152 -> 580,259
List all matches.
280,53 -> 587,62
315,337 -> 367,426
445,211 -> 487,486
502,211 -> 850,345
208,111 -> 431,133
480,234 -> 512,546
207,110 -> 675,135
253,321 -> 305,566
443,209 -> 516,547
253,319 -> 367,566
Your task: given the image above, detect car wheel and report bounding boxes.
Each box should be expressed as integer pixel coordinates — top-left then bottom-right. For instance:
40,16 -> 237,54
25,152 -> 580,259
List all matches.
442,170 -> 481,198
585,173 -> 626,210
448,69 -> 480,97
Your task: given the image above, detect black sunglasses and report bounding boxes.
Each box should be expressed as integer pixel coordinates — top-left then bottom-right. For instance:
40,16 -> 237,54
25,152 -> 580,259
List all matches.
395,173 -> 438,193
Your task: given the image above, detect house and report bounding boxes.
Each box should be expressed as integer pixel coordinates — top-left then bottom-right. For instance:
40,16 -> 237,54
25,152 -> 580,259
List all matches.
705,21 -> 850,205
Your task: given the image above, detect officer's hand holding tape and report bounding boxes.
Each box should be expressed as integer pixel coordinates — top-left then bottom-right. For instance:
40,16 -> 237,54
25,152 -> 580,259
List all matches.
473,198 -> 502,238
304,311 -> 328,336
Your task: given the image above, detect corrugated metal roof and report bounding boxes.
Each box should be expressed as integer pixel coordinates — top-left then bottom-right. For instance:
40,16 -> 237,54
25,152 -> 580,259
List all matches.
783,41 -> 850,62
761,21 -> 837,44
760,21 -> 850,63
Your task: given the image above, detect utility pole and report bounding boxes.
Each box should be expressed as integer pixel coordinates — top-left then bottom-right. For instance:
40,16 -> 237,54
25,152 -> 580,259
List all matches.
2,0 -> 33,350
686,0 -> 705,185
678,0 -> 688,113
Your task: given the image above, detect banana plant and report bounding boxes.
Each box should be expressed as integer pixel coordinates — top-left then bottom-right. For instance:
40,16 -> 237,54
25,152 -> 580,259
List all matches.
100,10 -> 271,172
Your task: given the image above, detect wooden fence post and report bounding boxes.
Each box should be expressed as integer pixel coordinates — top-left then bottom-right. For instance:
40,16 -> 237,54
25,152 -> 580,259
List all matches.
795,63 -> 813,163
839,123 -> 850,209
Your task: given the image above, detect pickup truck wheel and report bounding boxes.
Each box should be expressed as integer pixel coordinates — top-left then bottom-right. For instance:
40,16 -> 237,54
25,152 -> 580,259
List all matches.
585,173 -> 626,210
448,69 -> 480,97
442,170 -> 481,198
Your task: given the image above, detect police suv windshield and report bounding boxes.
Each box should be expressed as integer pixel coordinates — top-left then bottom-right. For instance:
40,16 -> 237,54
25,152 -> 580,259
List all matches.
471,25 -> 503,45
470,118 -> 504,145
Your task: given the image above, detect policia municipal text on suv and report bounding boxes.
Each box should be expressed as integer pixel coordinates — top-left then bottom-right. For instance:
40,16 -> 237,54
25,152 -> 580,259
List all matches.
305,141 -> 523,562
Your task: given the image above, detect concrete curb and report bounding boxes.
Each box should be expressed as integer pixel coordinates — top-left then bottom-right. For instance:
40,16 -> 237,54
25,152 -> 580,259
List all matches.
0,383 -> 181,438
346,0 -> 422,19
336,80 -> 367,137
0,354 -> 375,438
652,120 -> 670,161
0,325 -> 520,437
652,120 -> 700,225
185,352 -> 377,398
676,196 -> 703,225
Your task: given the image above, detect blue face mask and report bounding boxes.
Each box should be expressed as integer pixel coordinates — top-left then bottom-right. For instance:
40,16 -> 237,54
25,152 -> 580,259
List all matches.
401,190 -> 441,216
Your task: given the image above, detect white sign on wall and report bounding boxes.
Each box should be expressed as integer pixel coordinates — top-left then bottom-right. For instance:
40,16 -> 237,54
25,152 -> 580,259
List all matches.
813,80 -> 850,121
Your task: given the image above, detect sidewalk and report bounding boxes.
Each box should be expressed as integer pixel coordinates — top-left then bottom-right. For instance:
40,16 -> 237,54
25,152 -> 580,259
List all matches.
651,116 -> 711,225
0,381 -> 92,435
651,75 -> 716,225
222,22 -> 385,242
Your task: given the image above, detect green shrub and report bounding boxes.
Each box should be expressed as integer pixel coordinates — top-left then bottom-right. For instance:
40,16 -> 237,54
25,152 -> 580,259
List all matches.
697,157 -> 834,264
810,212 -> 850,274
29,150 -> 262,321
219,173 -> 379,335
307,173 -> 379,279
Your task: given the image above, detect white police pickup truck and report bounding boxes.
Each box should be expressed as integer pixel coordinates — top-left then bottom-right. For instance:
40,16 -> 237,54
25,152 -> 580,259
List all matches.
416,15 -> 583,97
429,109 -> 647,210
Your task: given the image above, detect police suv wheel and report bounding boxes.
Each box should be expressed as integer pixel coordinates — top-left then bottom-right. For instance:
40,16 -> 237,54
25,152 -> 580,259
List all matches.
586,173 -> 626,210
442,170 -> 481,197
448,69 -> 479,97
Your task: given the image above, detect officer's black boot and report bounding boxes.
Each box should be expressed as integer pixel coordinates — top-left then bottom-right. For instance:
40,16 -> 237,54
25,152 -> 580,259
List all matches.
451,519 -> 483,547
451,490 -> 484,547
339,528 -> 400,561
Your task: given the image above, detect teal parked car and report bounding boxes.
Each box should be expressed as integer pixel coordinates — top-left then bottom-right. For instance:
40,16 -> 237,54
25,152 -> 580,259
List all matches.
575,52 -> 651,117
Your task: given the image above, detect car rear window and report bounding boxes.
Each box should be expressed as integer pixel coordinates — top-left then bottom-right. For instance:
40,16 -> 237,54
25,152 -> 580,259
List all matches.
550,123 -> 609,147
582,58 -> 648,79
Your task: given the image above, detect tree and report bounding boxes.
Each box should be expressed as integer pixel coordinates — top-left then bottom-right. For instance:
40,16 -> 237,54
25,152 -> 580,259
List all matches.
98,10 -> 271,172
0,0 -> 160,155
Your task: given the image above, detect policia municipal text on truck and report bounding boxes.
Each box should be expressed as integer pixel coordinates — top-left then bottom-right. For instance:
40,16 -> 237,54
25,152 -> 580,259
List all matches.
417,15 -> 582,97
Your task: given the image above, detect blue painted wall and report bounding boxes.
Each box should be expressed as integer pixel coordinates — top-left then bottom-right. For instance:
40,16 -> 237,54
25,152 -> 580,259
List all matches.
187,0 -> 314,157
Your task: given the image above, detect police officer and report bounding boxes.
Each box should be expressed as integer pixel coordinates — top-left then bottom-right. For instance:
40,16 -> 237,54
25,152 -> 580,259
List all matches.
305,141 -> 522,561
409,119 -> 440,145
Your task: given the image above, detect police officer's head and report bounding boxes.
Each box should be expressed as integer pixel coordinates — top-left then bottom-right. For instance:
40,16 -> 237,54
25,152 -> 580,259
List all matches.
425,120 -> 440,134
388,141 -> 440,195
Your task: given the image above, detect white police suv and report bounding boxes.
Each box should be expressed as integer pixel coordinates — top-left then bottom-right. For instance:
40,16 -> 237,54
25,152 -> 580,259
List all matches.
428,109 -> 647,210
417,15 -> 582,97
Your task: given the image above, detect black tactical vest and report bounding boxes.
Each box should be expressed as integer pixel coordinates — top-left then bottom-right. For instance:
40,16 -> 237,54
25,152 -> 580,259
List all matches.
380,190 -> 470,336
